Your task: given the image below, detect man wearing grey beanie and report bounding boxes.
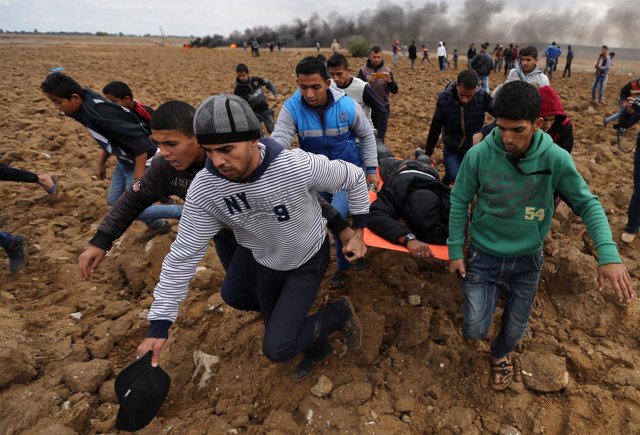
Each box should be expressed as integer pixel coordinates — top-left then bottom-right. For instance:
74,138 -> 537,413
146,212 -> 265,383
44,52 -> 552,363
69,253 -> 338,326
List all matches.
138,94 -> 371,381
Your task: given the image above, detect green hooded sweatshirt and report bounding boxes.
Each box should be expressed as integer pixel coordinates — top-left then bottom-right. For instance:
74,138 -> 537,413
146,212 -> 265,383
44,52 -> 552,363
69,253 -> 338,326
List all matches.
447,127 -> 620,265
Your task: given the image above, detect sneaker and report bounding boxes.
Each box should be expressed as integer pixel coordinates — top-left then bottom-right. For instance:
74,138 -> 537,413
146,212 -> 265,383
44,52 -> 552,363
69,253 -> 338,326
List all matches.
621,232 -> 636,244
5,235 -> 26,272
334,296 -> 363,350
137,221 -> 171,243
415,148 -> 432,165
329,269 -> 350,288
291,341 -> 334,382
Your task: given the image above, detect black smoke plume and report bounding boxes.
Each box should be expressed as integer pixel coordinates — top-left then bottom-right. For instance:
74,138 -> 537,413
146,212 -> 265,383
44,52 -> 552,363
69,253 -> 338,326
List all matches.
189,0 -> 637,50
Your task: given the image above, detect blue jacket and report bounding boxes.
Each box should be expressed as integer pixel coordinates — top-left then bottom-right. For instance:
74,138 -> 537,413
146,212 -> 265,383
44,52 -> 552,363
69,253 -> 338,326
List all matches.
271,87 -> 378,173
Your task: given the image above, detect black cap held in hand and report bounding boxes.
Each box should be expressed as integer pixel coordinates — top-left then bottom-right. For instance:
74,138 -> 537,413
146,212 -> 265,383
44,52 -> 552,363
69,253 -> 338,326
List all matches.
114,351 -> 171,432
194,94 -> 261,145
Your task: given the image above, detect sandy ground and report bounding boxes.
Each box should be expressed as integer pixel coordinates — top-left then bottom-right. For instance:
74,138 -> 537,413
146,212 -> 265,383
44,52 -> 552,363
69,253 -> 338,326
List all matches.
0,37 -> 639,434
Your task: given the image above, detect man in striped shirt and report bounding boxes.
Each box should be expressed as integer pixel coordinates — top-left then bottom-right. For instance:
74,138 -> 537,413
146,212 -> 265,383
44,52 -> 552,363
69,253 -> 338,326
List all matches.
137,95 -> 370,381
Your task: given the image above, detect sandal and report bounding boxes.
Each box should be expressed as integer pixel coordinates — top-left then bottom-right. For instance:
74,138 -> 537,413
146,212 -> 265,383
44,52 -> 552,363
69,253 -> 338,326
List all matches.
46,175 -> 59,197
491,356 -> 513,391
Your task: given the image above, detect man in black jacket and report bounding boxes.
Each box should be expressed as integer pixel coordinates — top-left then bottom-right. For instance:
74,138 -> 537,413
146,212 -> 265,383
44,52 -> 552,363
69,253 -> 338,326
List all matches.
368,144 -> 450,259
424,70 -> 494,185
470,43 -> 494,93
408,41 -> 418,70
233,63 -> 281,134
466,43 -> 477,70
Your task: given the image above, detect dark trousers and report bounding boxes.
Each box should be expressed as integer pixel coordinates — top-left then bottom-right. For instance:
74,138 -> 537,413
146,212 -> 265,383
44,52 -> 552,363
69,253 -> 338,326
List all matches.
562,62 -> 572,78
255,109 -> 275,134
0,165 -> 38,183
257,238 -> 345,362
377,141 -> 395,180
214,233 -> 260,312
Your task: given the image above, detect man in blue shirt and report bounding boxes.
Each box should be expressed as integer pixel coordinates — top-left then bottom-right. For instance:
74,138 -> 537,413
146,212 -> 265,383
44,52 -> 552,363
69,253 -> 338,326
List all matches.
543,42 -> 562,80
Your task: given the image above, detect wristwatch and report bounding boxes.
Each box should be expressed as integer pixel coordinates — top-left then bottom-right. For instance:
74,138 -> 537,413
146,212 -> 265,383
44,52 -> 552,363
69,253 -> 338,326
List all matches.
403,233 -> 416,247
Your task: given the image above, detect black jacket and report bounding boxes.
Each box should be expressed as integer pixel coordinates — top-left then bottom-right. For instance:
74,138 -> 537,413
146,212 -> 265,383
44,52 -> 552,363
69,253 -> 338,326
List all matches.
425,81 -> 494,155
368,161 -> 450,245
233,76 -> 278,112
470,52 -> 494,76
408,44 -> 417,60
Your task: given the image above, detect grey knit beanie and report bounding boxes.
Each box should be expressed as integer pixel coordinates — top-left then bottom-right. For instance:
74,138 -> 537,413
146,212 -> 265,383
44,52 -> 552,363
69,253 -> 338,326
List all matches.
194,94 -> 261,145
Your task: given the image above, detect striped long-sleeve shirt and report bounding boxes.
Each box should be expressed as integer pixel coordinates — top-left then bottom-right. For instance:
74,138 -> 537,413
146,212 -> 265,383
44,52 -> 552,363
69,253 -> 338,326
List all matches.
148,140 -> 369,327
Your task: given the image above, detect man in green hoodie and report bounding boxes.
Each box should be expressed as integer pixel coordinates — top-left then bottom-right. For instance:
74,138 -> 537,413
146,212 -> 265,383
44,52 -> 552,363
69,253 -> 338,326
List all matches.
448,81 -> 635,391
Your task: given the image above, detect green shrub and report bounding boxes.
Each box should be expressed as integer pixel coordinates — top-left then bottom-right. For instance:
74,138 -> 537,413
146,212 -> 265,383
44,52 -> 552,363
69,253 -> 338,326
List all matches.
347,35 -> 370,58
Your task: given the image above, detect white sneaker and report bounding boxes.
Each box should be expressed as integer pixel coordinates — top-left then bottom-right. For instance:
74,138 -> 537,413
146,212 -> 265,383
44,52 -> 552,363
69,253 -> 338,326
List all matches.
621,232 -> 636,244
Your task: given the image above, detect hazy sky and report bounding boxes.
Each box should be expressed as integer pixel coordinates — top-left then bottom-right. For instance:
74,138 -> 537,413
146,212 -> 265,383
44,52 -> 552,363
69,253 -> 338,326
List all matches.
0,0 -> 603,37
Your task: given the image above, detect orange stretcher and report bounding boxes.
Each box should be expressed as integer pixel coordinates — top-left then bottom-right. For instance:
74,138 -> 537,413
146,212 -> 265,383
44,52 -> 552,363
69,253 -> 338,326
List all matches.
363,177 -> 449,261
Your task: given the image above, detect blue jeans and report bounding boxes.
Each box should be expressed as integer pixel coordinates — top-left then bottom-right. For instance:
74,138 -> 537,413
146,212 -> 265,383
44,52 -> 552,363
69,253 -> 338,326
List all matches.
605,100 -> 624,125
478,75 -> 490,93
462,245 -> 543,358
320,191 -> 351,272
442,147 -> 466,185
544,58 -> 556,79
331,191 -> 351,270
257,238 -> 346,362
625,141 -> 640,234
592,75 -> 606,103
106,161 -> 182,228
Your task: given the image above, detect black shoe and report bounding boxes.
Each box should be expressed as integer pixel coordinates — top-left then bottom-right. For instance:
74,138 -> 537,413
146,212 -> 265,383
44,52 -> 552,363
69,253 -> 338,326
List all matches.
414,148 -> 432,165
158,196 -> 175,205
137,221 -> 171,243
335,296 -> 363,350
291,341 -> 334,382
329,269 -> 349,288
5,235 -> 26,272
352,258 -> 367,271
